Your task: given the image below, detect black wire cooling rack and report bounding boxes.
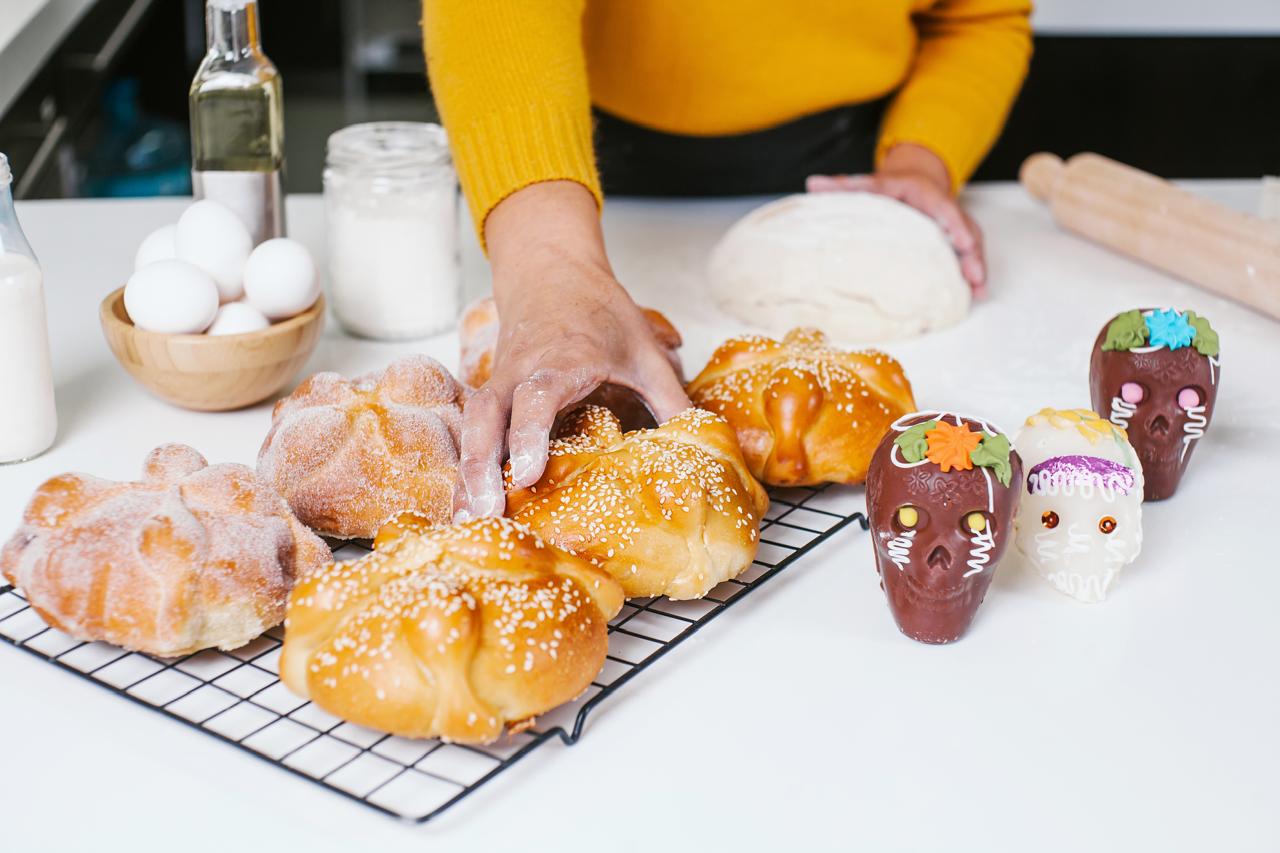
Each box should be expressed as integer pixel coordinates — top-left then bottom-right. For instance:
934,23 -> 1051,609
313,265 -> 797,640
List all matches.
0,483 -> 868,823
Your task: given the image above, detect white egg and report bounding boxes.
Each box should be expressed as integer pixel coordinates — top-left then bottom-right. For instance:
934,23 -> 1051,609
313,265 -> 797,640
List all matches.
134,224 -> 178,270
207,301 -> 271,336
124,259 -> 220,334
242,238 -> 320,320
174,199 -> 253,303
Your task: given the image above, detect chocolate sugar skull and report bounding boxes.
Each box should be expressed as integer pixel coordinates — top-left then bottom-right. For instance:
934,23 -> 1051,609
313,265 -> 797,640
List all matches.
1090,308 -> 1220,501
1013,409 -> 1144,603
866,411 -> 1023,644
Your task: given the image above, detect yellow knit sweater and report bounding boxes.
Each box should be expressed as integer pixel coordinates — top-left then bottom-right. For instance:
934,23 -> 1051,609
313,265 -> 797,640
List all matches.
423,0 -> 1033,237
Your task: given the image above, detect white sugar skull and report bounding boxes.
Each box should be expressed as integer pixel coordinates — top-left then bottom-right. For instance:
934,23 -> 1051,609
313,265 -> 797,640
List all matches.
1013,409 -> 1144,603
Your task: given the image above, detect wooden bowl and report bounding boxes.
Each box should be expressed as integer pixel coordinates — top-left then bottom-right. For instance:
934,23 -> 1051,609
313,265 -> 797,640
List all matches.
100,287 -> 325,411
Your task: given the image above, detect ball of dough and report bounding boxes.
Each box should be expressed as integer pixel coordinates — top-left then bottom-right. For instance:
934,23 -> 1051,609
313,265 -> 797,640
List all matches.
706,193 -> 971,342
207,301 -> 271,336
243,238 -> 320,320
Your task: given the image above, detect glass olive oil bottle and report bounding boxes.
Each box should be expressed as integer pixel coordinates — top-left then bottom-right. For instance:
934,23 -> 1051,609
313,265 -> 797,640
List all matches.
189,0 -> 285,243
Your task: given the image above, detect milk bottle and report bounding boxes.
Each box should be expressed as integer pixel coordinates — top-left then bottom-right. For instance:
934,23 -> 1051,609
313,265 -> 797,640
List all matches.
0,153 -> 57,463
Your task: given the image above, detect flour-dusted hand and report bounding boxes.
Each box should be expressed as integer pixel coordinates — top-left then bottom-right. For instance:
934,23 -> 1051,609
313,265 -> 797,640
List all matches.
454,182 -> 691,522
807,142 -> 987,296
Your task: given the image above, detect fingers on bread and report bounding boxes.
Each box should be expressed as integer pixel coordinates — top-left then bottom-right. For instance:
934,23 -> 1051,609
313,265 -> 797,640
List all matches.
505,406 -> 769,600
458,296 -> 685,430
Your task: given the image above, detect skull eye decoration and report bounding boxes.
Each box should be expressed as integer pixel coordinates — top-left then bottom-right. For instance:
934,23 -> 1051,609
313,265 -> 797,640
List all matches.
1120,382 -> 1145,404
1089,308 -> 1220,501
866,411 -> 1022,645
1013,408 -> 1145,604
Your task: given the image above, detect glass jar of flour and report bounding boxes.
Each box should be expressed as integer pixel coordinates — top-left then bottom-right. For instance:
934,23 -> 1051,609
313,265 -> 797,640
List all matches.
323,122 -> 460,339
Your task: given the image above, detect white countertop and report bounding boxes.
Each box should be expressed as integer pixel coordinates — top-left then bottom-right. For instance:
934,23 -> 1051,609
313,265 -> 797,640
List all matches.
2,184 -> 1278,852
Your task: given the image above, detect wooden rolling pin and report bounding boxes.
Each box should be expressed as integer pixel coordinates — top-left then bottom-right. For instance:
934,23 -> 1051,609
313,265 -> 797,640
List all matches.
1020,152 -> 1280,320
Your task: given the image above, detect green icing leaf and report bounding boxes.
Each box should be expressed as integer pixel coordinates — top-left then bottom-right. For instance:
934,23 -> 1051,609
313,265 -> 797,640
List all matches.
894,420 -> 937,463
1101,309 -> 1149,351
1186,311 -> 1220,357
969,433 -> 1013,487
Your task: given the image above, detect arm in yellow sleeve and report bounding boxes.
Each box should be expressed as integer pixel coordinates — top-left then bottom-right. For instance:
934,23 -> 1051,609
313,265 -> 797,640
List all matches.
876,0 -> 1033,192
422,0 -> 600,245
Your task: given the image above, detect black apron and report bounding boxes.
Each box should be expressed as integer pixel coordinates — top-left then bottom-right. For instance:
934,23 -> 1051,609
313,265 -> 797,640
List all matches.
593,100 -> 889,196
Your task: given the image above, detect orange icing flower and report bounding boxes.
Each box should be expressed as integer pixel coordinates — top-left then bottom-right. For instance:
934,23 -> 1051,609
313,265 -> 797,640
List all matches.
925,421 -> 981,472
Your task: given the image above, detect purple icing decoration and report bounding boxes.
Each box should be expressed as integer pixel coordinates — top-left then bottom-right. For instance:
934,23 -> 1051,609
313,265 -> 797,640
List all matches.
1026,455 -> 1136,496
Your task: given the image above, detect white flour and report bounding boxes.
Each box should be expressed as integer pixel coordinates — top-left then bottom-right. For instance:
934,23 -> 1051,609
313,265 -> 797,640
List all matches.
326,189 -> 460,340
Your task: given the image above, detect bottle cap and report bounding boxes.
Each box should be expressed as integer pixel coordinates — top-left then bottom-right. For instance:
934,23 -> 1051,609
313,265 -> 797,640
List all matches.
0,153 -> 10,187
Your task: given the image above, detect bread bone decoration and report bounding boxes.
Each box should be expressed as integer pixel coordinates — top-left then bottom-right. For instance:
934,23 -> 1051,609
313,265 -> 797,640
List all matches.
504,406 -> 769,600
706,193 -> 970,342
1014,409 -> 1144,603
1089,307 -> 1220,501
459,296 -> 684,430
865,412 -> 1023,644
280,517 -> 623,744
1,444 -> 330,657
257,355 -> 464,538
687,327 -> 916,486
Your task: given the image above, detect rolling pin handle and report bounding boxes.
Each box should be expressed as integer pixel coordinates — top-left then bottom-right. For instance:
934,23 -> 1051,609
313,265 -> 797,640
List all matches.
1020,152 -> 1065,202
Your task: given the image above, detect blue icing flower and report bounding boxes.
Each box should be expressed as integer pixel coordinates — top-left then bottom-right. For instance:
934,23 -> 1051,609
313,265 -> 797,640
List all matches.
1144,308 -> 1197,350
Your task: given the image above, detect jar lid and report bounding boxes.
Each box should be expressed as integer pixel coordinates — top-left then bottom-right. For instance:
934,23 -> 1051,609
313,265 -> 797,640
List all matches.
326,122 -> 451,176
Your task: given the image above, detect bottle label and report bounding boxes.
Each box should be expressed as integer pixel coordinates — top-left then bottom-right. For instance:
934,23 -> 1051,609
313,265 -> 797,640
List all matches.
192,169 -> 285,244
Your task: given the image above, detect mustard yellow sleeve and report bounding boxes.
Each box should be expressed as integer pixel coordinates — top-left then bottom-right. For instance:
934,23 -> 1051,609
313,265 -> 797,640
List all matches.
422,0 -> 600,244
877,0 -> 1033,192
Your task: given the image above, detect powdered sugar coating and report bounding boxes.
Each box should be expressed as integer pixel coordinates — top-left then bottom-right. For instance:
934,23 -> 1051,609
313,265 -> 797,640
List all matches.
279,516 -> 623,744
258,355 -> 465,538
687,327 -> 916,486
505,406 -> 769,600
0,444 -> 330,657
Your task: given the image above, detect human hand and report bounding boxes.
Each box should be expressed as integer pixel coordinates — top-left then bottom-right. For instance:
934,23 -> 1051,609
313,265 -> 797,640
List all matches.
806,143 -> 987,296
455,181 -> 690,521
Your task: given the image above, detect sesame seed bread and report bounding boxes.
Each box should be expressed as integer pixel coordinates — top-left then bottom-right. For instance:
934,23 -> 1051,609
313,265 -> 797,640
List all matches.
687,327 -> 916,486
257,355 -> 464,539
1,444 -> 330,657
503,406 -> 769,600
279,517 -> 623,744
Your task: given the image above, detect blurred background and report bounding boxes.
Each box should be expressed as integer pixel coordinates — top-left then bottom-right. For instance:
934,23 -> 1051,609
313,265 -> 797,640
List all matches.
1,0 -> 1276,200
